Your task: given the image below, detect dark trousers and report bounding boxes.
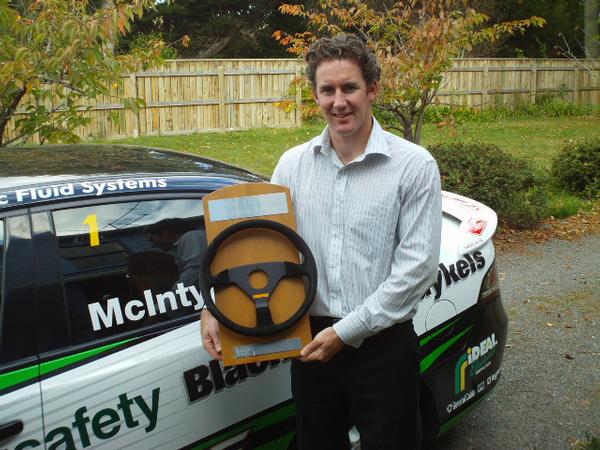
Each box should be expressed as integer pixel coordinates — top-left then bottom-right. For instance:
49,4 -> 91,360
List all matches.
291,317 -> 422,450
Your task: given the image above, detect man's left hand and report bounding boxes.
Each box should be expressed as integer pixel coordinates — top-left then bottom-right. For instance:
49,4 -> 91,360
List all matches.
298,326 -> 345,362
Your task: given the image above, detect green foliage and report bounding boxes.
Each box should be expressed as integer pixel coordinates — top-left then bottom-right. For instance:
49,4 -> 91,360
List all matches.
545,193 -> 590,219
275,0 -> 544,144
0,0 -> 163,146
123,32 -> 178,60
551,139 -> 600,199
478,0 -> 586,58
125,0 -> 308,58
275,77 -> 323,125
428,142 -> 549,228
573,433 -> 600,450
421,100 -> 599,126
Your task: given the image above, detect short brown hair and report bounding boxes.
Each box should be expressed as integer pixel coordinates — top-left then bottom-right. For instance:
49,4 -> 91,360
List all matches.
305,34 -> 381,87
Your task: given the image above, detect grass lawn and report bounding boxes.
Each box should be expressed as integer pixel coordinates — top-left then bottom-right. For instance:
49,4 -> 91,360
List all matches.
107,116 -> 599,177
422,116 -> 600,172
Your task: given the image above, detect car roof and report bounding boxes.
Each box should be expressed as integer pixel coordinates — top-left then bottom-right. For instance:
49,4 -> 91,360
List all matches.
0,144 -> 264,211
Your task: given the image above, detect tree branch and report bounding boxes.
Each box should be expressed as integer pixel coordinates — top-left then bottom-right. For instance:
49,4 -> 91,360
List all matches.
38,76 -> 89,95
0,87 -> 27,147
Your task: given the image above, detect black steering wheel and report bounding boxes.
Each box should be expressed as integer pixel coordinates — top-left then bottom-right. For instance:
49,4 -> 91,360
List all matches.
200,219 -> 317,336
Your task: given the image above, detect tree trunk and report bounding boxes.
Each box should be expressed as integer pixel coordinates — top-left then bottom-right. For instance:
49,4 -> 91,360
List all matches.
196,25 -> 242,58
584,0 -> 600,58
0,87 -> 27,147
413,106 -> 427,145
402,119 -> 415,143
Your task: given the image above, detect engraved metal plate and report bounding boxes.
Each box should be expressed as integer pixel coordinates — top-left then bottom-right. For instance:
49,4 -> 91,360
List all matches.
234,338 -> 302,358
208,192 -> 288,222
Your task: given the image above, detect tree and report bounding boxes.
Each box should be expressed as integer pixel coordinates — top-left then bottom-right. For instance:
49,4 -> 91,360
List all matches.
123,0 -> 312,59
0,0 -> 164,146
275,0 -> 545,144
466,0 -> 585,58
584,0 -> 600,58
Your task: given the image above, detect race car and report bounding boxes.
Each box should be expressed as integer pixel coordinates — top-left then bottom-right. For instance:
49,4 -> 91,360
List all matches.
0,144 -> 507,449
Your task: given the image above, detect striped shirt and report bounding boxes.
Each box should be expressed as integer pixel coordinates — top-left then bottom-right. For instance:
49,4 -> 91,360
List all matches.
271,118 -> 442,348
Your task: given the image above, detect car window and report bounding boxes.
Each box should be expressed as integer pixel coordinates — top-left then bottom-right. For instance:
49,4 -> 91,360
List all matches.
52,199 -> 206,344
0,215 -> 36,364
0,219 -> 4,337
0,219 -> 4,310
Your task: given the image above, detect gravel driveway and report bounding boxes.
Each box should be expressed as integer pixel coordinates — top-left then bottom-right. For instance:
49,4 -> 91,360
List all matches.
426,233 -> 600,450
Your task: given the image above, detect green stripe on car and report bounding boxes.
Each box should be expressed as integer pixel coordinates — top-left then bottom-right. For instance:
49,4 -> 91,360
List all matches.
0,338 -> 135,392
420,326 -> 472,374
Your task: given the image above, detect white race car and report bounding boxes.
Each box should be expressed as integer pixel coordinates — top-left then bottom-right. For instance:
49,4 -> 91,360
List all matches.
0,145 -> 507,449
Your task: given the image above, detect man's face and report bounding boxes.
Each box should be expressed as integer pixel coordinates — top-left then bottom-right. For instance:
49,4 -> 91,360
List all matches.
313,58 -> 379,142
146,230 -> 175,252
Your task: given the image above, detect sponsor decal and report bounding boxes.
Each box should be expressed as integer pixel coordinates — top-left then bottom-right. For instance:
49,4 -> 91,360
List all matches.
454,333 -> 498,395
422,251 -> 486,300
88,283 -> 203,331
446,367 -> 501,414
446,389 -> 476,413
444,194 -> 481,212
0,178 -> 168,207
465,218 -> 487,236
184,359 -> 287,403
11,387 -> 160,449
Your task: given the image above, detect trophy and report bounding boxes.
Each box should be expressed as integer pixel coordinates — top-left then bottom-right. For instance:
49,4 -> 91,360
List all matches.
200,182 -> 315,366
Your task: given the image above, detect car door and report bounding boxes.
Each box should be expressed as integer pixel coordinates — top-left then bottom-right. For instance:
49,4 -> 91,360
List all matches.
0,214 -> 46,450
35,195 -> 295,450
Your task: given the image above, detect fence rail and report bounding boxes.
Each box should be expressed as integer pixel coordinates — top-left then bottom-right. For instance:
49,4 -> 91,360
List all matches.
5,58 -> 600,143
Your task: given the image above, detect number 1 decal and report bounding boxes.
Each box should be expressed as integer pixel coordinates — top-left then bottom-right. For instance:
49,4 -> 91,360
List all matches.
83,214 -> 100,247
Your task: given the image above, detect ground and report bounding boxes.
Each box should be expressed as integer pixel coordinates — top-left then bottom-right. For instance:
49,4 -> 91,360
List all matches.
494,203 -> 600,252
426,212 -> 600,450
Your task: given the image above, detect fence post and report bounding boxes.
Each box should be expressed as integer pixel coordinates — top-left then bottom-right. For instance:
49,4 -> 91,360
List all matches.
295,63 -> 302,125
573,66 -> 580,105
129,73 -> 139,138
218,65 -> 226,129
481,61 -> 489,107
530,61 -> 537,104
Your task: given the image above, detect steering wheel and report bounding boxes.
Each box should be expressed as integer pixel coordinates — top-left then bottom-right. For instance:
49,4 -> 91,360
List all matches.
200,219 -> 317,337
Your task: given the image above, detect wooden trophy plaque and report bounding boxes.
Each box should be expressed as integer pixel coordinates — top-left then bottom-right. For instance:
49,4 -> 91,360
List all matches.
202,182 -> 313,366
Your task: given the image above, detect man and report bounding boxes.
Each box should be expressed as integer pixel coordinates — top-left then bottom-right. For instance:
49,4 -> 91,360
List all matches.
202,34 -> 441,449
144,218 -> 205,288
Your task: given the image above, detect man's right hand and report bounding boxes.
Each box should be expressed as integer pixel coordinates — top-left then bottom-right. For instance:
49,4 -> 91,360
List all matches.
201,309 -> 222,360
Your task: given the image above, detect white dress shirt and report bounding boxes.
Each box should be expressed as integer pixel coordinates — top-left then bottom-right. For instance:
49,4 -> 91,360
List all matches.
271,118 -> 442,348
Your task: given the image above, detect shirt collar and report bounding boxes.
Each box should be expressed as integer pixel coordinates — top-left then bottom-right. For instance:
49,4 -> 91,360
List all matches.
311,117 -> 391,160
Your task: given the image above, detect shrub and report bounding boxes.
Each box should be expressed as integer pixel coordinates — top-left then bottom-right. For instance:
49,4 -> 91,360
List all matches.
421,101 -> 599,125
551,139 -> 600,199
428,142 -> 549,228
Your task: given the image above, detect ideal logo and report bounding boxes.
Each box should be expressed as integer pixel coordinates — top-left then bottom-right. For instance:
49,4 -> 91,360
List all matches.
454,333 -> 498,395
11,387 -> 160,449
184,359 -> 286,403
423,251 -> 486,300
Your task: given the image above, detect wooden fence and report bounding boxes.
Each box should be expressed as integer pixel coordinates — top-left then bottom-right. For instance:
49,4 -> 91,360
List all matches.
439,58 -> 600,107
6,58 -> 600,142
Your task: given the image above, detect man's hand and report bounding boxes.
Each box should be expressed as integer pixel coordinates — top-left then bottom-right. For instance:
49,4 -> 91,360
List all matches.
298,326 -> 345,362
201,309 -> 222,360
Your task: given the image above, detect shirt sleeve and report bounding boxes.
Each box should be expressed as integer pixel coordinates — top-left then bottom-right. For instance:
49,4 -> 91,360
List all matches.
333,159 -> 442,348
